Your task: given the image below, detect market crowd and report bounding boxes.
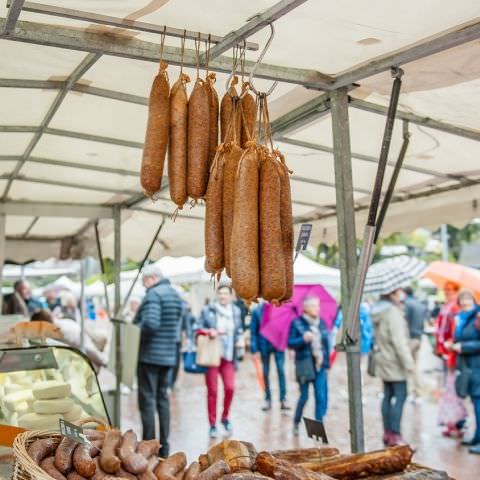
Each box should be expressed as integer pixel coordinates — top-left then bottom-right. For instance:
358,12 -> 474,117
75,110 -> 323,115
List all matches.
4,265 -> 480,459
131,265 -> 480,458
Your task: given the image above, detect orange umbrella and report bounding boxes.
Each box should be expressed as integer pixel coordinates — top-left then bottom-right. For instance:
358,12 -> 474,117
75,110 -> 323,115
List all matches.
423,261 -> 480,302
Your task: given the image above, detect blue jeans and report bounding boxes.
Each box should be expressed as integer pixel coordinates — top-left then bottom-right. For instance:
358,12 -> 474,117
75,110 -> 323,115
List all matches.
294,367 -> 328,424
382,381 -> 407,434
261,351 -> 287,402
472,396 -> 480,443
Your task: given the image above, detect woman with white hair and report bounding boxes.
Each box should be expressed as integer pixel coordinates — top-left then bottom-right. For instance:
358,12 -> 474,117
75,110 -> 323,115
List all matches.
288,295 -> 331,436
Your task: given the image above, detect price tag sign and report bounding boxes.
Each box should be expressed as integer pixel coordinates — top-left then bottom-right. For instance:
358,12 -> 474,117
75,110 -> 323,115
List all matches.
294,224 -> 313,261
303,417 -> 329,445
0,347 -> 58,373
59,419 -> 88,444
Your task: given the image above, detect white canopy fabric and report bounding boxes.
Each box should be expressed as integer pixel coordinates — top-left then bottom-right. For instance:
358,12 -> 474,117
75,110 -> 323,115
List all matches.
0,2 -> 479,261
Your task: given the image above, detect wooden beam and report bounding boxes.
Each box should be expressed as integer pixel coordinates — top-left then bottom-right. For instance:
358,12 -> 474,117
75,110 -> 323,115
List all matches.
0,201 -> 114,218
278,137 -> 457,180
2,0 -> 25,35
206,0 -> 307,59
271,93 -> 331,138
11,1 -> 259,50
333,18 -> 480,88
350,97 -> 480,142
0,18 -> 334,90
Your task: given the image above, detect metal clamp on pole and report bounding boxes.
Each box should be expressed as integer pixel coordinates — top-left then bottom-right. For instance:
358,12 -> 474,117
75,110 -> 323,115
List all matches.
341,67 -> 404,346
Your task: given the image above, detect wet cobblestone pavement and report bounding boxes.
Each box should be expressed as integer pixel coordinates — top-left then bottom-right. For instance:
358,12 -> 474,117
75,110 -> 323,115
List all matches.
122,339 -> 479,480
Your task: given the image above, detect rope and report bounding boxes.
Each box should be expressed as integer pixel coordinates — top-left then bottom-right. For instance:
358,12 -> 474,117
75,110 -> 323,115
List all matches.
195,32 -> 201,79
180,30 -> 186,74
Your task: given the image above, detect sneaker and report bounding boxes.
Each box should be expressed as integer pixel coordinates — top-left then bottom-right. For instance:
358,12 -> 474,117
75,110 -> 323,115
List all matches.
293,423 -> 299,437
280,402 -> 291,411
468,444 -> 480,455
209,426 -> 218,439
388,434 -> 408,446
222,420 -> 233,436
383,430 -> 393,447
262,401 -> 272,412
462,437 -> 480,446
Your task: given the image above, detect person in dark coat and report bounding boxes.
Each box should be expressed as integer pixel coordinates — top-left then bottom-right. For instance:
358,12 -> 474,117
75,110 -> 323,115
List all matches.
3,280 -> 43,317
445,288 -> 480,454
250,301 -> 289,412
289,295 -> 330,436
404,286 -> 427,402
134,265 -> 183,457
197,285 -> 243,439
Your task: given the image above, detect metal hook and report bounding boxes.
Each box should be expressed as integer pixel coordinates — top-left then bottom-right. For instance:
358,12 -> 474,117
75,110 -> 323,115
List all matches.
249,23 -> 278,97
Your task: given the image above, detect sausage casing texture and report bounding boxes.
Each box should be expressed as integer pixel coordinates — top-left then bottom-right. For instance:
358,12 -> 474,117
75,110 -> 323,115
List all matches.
41,456 -> 68,480
73,440 -> 102,478
100,430 -> 122,474
28,437 -> 58,464
67,472 -> 88,480
141,61 -> 170,198
136,439 -> 161,459
92,457 -> 107,480
55,437 -> 78,474
197,460 -> 230,480
240,86 -> 256,147
187,78 -> 210,200
204,149 -> 225,275
230,148 -> 260,301
154,451 -> 187,479
206,73 -> 219,169
183,461 -> 201,480
168,73 -> 189,208
119,429 -> 149,474
276,155 -> 294,302
305,445 -> 414,480
222,144 -> 244,277
138,457 -> 160,480
84,430 -> 105,442
221,81 -> 241,144
259,154 -> 286,303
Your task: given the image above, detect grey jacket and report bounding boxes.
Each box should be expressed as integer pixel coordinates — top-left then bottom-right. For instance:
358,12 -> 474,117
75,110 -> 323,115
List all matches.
372,300 -> 414,382
134,279 -> 183,367
404,294 -> 427,339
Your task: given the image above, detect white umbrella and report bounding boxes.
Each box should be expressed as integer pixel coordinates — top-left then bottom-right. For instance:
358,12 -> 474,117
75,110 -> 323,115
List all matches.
364,255 -> 427,296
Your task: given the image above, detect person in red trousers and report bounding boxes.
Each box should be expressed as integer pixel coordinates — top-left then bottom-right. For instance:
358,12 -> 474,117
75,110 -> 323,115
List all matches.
197,285 -> 243,439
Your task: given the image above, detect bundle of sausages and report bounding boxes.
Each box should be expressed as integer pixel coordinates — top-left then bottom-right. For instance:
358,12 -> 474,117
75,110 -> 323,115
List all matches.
205,85 -> 294,304
27,429 -> 161,480
28,433 -> 415,480
140,63 -> 218,206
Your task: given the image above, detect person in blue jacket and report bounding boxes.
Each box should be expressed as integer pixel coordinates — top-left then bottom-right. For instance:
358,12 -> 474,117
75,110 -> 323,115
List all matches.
334,302 -> 373,354
289,295 -> 330,436
445,288 -> 480,454
250,301 -> 290,412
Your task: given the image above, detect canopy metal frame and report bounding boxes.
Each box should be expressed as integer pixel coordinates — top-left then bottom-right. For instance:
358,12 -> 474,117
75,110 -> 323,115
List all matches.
1,0 -> 480,451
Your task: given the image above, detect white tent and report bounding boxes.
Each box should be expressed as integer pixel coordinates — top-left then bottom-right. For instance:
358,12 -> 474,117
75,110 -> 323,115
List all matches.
0,2 -> 479,263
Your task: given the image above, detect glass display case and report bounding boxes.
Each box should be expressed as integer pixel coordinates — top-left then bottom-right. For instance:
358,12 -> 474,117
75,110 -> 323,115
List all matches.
0,345 -> 110,440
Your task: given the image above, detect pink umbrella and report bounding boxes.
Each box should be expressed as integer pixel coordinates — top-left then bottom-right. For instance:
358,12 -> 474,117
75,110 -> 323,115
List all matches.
259,284 -> 338,351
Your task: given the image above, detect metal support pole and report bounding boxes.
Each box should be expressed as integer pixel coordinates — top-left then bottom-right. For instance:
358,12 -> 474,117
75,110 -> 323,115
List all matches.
94,221 -> 111,316
344,69 -> 404,344
113,206 -> 122,427
330,87 -> 364,453
0,214 -> 6,313
79,258 -> 86,351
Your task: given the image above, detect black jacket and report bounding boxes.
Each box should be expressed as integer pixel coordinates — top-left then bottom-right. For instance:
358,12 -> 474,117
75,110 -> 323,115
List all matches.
134,279 -> 183,367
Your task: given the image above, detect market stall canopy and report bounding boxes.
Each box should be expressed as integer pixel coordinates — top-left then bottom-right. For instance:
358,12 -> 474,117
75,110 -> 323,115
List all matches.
0,1 -> 479,261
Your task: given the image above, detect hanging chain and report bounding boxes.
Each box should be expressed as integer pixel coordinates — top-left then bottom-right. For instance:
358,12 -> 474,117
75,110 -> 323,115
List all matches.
180,29 -> 186,74
194,32 -> 201,79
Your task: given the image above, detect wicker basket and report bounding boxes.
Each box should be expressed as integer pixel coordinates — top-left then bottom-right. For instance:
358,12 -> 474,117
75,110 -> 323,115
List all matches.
12,417 -> 109,480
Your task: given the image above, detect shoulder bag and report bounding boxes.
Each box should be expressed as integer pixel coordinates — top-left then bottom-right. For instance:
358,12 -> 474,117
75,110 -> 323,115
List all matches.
455,355 -> 472,399
196,334 -> 222,368
295,355 -> 316,384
